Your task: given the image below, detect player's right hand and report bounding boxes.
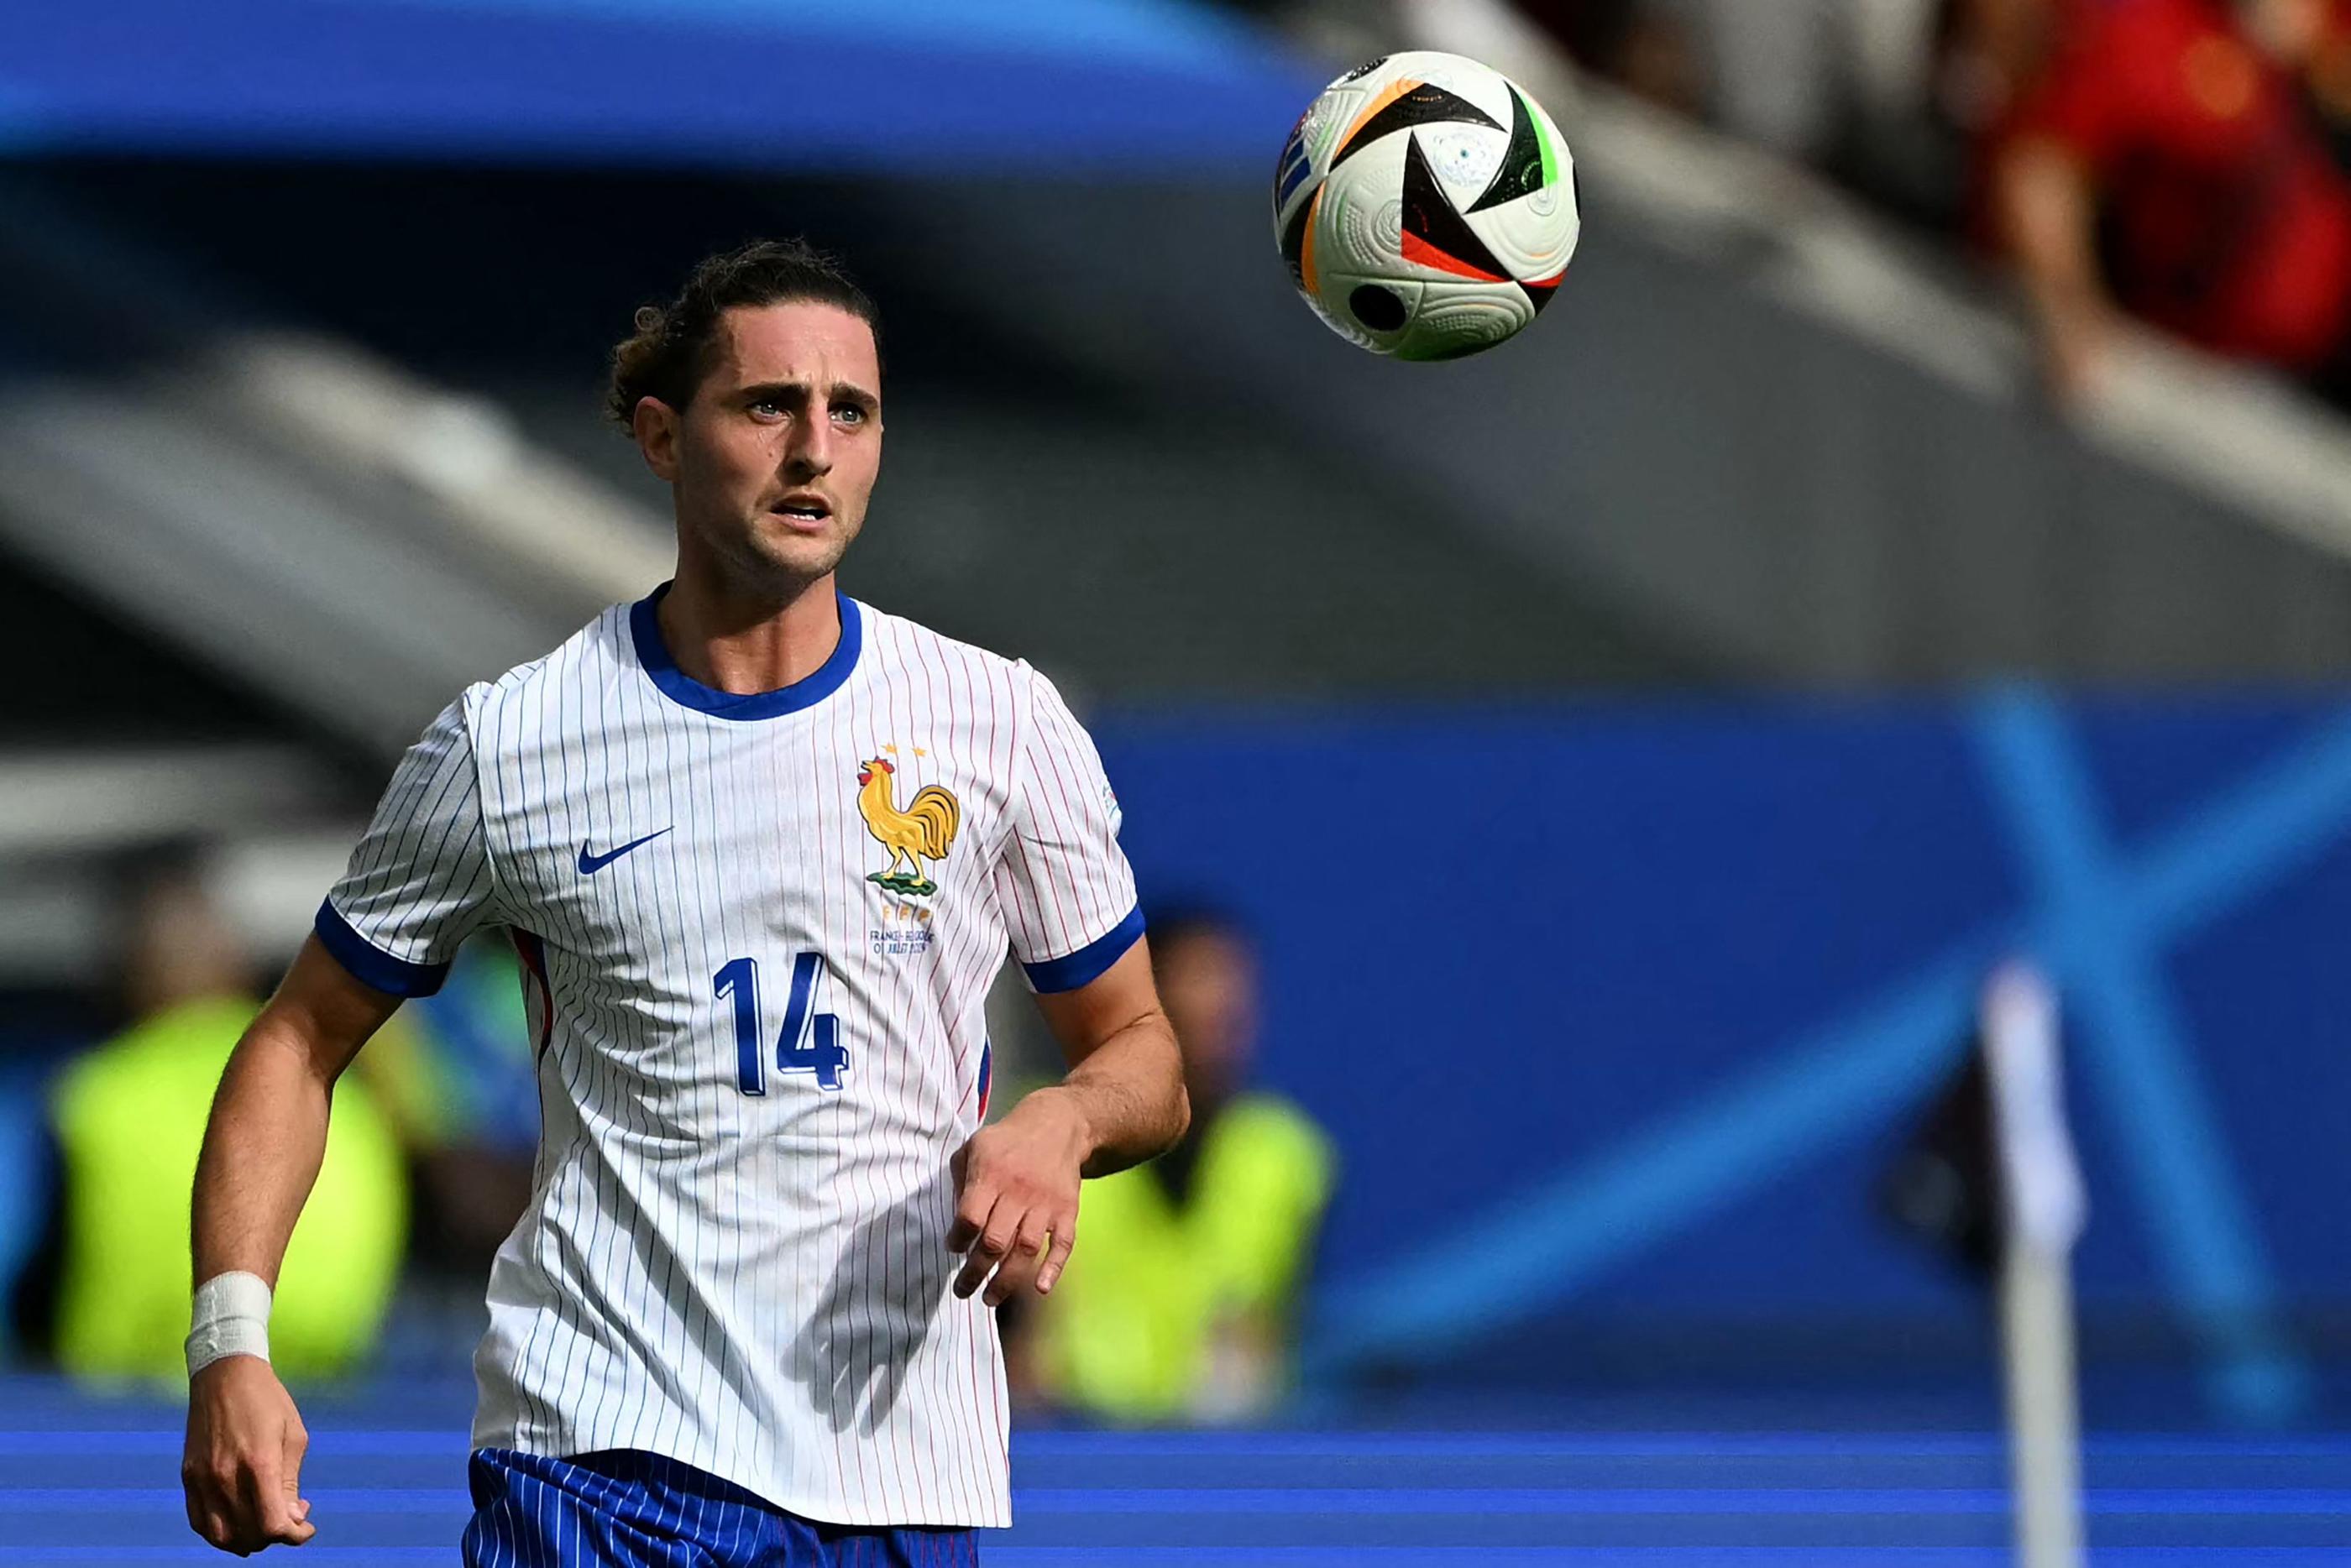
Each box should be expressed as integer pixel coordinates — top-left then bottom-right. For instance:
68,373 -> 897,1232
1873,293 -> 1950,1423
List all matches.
183,1356 -> 317,1555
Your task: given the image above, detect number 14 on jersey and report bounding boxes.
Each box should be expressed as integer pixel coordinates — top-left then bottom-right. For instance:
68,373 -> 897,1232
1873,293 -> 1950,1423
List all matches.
714,954 -> 848,1095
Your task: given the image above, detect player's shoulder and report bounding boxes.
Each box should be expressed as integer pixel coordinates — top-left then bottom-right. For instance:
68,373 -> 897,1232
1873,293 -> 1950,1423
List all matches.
852,597 -> 1042,711
453,601 -> 637,742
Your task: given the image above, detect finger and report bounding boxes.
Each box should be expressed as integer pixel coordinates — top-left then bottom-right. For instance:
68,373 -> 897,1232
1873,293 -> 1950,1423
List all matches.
984,1248 -> 1037,1308
193,1496 -> 242,1552
280,1424 -> 311,1522
978,1203 -> 1020,1262
207,1513 -> 240,1553
270,1466 -> 316,1544
985,1256 -> 1036,1308
952,1243 -> 999,1299
1035,1215 -> 1077,1295
953,1193 -> 1021,1299
186,1494 -> 228,1550
183,1472 -> 210,1537
953,1258 -> 996,1299
986,1214 -> 1053,1307
238,1461 -> 286,1551
257,1489 -> 311,1544
194,1477 -> 246,1552
258,1513 -> 312,1547
956,1197 -> 1023,1299
945,1178 -> 994,1256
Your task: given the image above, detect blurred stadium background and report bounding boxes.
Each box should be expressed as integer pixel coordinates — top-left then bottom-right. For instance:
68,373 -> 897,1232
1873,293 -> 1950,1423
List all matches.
6,0 -> 2351,1560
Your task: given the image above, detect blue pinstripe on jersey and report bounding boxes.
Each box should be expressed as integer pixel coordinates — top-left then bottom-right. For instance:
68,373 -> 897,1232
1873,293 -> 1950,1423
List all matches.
463,1447 -> 980,1567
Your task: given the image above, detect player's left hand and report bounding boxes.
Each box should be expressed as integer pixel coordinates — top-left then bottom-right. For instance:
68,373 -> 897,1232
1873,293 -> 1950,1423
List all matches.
947,1087 -> 1088,1307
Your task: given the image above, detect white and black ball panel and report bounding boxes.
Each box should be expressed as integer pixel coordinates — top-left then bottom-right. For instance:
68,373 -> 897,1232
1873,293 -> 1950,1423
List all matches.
1460,90 -> 1578,282
1469,173 -> 1578,282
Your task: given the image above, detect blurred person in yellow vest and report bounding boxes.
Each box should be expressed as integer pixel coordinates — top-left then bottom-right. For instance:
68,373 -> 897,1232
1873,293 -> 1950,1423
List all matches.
46,853 -> 407,1386
1030,907 -> 1334,1424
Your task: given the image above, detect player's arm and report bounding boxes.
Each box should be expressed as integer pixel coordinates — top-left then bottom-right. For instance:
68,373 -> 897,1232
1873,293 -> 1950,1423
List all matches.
183,690 -> 493,1555
183,939 -> 405,1555
1031,939 -> 1188,1178
1996,133 -> 2116,400
1990,16 -> 2124,404
949,943 -> 1187,1308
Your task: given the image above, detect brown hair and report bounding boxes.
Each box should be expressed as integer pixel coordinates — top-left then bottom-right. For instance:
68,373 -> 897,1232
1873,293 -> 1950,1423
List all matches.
605,238 -> 882,431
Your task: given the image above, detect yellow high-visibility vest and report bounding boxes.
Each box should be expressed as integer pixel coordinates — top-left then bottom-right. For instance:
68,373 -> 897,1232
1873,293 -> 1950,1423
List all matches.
1040,1093 -> 1333,1423
50,996 -> 407,1385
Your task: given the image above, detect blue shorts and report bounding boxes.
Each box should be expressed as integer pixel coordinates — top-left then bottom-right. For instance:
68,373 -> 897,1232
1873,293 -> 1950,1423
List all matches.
463,1447 -> 981,1567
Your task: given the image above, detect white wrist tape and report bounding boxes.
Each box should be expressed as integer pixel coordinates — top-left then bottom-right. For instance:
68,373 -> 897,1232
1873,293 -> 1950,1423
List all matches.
186,1271 -> 273,1377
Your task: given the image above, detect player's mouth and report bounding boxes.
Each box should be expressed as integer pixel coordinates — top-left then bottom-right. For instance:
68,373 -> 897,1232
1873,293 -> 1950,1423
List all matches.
768,494 -> 834,532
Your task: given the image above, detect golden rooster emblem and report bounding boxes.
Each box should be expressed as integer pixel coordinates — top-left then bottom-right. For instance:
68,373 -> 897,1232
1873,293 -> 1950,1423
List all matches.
856,751 -> 961,898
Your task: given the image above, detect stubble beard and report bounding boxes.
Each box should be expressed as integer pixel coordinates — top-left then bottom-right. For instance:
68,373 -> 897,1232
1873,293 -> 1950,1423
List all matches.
694,504 -> 861,604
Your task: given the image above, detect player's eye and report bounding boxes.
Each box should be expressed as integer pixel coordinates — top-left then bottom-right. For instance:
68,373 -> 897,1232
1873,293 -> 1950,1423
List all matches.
749,399 -> 786,419
832,403 -> 867,426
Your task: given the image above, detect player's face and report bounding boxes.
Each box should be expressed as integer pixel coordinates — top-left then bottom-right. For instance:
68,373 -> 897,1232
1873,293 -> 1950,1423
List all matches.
644,300 -> 882,596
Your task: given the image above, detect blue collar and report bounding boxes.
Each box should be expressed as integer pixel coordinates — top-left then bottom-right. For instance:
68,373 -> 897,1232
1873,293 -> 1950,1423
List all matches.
630,582 -> 862,720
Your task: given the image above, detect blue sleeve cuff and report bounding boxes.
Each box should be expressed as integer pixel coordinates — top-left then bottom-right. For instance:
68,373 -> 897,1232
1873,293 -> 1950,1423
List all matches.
1022,905 -> 1146,994
313,899 -> 452,998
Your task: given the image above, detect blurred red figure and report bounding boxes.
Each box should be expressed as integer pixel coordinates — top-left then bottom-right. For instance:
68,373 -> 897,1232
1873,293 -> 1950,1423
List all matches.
1992,0 -> 2351,398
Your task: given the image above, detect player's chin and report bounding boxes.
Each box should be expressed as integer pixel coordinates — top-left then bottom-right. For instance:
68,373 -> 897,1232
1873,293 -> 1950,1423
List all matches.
746,518 -> 855,581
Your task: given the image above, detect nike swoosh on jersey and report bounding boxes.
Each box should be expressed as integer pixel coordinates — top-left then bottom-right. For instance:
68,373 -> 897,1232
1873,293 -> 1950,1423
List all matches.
577,827 -> 673,875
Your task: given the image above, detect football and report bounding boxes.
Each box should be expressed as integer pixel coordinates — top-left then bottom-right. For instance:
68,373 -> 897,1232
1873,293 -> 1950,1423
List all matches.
1271,51 -> 1580,361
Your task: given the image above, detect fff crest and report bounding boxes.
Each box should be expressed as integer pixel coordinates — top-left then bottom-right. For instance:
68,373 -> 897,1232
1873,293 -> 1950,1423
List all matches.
856,747 -> 961,899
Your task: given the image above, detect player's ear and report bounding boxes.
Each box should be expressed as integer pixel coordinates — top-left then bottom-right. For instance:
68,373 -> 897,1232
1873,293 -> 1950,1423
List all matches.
633,395 -> 683,480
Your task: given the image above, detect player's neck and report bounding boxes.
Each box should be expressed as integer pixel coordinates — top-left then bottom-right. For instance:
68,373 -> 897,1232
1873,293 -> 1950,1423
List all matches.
657,570 -> 843,696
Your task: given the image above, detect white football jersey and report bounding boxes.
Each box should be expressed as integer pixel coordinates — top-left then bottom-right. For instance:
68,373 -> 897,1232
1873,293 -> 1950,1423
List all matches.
317,588 -> 1141,1528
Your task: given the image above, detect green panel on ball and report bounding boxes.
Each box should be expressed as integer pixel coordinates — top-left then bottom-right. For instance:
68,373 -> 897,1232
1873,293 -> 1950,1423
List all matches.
1469,86 -> 1547,214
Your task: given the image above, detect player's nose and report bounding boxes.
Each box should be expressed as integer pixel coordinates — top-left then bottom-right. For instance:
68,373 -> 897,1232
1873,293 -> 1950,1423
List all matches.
783,416 -> 835,478
783,444 -> 832,482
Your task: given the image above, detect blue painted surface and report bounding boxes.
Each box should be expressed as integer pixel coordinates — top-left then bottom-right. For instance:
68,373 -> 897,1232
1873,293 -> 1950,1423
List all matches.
0,0 -> 1321,170
1973,690 -> 2306,1419
1085,696 -> 2351,1400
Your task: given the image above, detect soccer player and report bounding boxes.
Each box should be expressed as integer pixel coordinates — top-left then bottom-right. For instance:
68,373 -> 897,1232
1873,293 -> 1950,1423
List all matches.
179,239 -> 1189,1564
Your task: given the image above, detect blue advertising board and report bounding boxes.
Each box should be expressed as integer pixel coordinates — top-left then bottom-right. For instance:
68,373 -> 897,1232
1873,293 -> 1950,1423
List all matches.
1093,693 -> 2351,1417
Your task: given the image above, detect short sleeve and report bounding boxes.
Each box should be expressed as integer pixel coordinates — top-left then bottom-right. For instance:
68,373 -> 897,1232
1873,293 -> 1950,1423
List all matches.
993,666 -> 1144,993
316,693 -> 497,997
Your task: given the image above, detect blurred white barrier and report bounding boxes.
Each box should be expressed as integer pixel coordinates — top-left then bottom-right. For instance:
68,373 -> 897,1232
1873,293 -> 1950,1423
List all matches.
0,180 -> 670,757
0,745 -> 332,856
217,332 -> 668,609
